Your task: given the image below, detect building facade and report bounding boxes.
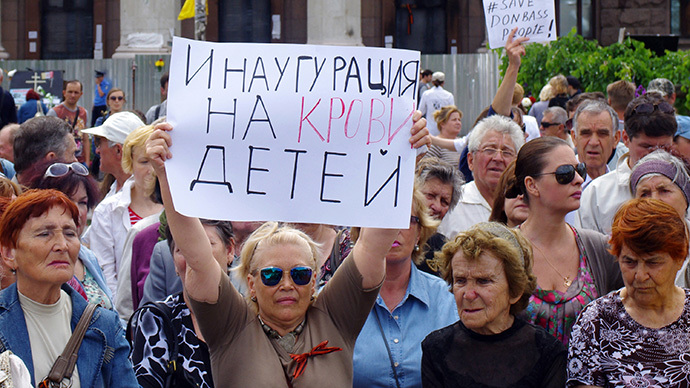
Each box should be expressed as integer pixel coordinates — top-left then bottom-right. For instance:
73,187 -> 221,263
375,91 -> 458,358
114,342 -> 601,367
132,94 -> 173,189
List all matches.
0,0 -> 682,60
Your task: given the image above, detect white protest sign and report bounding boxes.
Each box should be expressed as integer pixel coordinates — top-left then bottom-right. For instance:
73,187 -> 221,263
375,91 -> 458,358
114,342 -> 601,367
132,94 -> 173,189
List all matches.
483,0 -> 557,49
166,37 -> 420,228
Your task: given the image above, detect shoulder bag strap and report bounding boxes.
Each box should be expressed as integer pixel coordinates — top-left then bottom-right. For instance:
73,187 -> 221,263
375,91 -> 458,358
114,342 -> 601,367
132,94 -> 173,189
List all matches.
373,308 -> 402,388
41,303 -> 97,386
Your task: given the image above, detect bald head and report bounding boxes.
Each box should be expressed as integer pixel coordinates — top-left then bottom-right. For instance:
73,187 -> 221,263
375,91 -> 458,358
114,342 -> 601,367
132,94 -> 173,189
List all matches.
0,124 -> 18,162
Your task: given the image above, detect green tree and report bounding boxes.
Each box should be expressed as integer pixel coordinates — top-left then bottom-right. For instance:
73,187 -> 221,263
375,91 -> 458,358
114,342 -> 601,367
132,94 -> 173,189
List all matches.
499,29 -> 690,115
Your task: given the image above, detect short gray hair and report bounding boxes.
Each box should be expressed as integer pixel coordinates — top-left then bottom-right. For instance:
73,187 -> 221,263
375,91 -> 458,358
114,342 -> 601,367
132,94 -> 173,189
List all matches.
572,99 -> 618,137
468,115 -> 525,154
543,107 -> 567,124
415,157 -> 465,211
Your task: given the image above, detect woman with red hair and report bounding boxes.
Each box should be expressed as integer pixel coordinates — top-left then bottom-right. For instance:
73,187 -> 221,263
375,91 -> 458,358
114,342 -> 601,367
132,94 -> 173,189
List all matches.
567,198 -> 690,387
0,189 -> 138,387
17,89 -> 48,124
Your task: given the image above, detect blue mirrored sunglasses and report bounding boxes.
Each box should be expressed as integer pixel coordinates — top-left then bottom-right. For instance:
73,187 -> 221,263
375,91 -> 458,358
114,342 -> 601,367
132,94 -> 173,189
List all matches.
259,266 -> 313,287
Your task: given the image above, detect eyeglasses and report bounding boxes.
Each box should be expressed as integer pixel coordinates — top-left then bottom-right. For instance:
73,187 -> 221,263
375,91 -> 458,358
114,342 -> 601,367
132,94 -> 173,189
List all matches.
109,96 -> 124,101
258,266 -> 313,287
44,162 -> 89,178
533,162 -> 587,185
478,147 -> 516,159
540,121 -> 560,128
632,102 -> 675,115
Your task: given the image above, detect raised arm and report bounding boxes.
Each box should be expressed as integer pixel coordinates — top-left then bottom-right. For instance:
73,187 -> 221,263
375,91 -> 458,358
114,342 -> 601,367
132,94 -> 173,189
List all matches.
491,28 -> 528,117
145,123 -> 222,303
353,111 -> 430,288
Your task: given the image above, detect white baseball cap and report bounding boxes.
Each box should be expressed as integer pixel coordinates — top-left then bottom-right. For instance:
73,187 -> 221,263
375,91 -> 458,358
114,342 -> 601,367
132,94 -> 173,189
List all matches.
82,111 -> 145,145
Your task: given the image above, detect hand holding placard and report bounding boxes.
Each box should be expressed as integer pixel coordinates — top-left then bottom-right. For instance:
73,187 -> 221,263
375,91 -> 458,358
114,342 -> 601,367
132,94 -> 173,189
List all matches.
483,0 -> 556,49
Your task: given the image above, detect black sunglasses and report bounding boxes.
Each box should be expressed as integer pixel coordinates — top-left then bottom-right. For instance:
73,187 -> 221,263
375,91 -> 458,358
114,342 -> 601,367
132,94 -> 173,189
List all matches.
504,184 -> 522,199
109,96 -> 124,101
259,266 -> 313,287
632,102 -> 675,115
540,121 -> 560,128
533,162 -> 587,185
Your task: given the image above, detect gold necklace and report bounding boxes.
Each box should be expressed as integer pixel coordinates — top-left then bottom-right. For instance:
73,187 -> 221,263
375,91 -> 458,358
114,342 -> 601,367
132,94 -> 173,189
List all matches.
531,242 -> 572,288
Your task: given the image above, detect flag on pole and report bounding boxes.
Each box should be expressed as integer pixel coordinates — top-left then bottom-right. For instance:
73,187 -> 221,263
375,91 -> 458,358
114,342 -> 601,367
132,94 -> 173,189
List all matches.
178,0 -> 195,20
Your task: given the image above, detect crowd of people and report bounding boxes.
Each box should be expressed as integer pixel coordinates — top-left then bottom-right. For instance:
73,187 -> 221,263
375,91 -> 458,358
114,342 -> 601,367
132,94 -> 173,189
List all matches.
0,28 -> 690,388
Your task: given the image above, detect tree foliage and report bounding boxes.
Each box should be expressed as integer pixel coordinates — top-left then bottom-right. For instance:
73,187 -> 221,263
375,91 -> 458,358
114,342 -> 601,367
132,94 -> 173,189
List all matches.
498,29 -> 690,115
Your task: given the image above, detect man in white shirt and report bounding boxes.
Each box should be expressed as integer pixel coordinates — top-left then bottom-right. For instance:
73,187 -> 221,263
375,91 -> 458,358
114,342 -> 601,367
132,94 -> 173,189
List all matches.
575,93 -> 677,234
418,72 -> 454,136
439,115 -> 524,238
81,111 -> 144,198
571,100 -> 620,188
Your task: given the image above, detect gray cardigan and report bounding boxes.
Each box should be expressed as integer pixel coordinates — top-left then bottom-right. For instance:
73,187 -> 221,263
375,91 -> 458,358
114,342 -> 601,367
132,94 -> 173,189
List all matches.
575,227 -> 624,295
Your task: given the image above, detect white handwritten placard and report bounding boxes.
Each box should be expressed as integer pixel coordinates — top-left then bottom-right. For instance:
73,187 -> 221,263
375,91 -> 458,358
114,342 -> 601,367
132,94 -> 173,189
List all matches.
483,0 -> 557,49
166,37 -> 420,228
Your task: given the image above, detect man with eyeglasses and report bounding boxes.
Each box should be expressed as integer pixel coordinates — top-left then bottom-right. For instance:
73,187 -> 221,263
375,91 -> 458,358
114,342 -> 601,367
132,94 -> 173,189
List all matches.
82,111 -> 145,198
438,115 -> 524,239
575,93 -> 677,234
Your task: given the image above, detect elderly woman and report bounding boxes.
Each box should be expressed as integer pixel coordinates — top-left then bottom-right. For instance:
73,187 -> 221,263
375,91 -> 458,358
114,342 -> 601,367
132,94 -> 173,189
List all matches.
629,149 -> 690,287
0,189 -> 138,387
568,198 -> 690,387
490,160 -> 529,227
352,188 -> 458,388
146,115 -> 430,386
415,157 -> 464,275
84,124 -> 164,299
425,106 -> 464,166
516,136 -> 622,344
130,219 -> 235,388
422,222 -> 566,387
23,159 -> 113,308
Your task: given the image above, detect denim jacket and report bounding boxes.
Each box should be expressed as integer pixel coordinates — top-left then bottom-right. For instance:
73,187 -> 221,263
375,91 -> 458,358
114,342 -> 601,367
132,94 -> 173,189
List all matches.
0,283 -> 139,388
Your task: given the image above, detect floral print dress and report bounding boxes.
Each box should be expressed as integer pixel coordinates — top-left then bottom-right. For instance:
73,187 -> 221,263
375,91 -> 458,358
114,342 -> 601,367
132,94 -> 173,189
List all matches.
524,227 -> 599,345
567,289 -> 690,387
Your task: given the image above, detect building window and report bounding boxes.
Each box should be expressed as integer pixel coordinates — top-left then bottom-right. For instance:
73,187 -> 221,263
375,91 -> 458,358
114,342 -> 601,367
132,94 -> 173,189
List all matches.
558,0 -> 592,38
218,0 -> 272,43
394,0 -> 447,54
671,0 -> 690,37
41,0 -> 94,59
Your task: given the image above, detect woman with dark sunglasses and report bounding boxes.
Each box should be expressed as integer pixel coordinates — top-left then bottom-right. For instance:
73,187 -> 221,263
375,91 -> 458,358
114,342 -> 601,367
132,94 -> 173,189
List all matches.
94,88 -> 126,127
515,136 -> 623,345
145,115 -> 431,387
490,160 -> 529,228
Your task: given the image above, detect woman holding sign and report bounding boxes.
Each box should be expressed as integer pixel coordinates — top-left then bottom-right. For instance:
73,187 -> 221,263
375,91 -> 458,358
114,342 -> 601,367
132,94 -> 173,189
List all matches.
145,114 -> 430,387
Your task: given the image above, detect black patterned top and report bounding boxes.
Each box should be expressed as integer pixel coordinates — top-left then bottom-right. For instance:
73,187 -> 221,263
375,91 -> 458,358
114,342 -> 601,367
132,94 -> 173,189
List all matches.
568,289 -> 690,387
131,292 -> 213,388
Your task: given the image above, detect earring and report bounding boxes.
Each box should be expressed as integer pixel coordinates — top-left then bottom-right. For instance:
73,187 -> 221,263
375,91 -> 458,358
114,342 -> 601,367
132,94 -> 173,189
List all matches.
310,294 -> 315,302
251,295 -> 257,302
414,244 -> 420,252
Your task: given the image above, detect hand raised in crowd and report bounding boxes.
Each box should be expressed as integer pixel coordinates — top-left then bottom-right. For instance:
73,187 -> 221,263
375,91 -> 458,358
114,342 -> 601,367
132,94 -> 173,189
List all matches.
505,27 -> 529,69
